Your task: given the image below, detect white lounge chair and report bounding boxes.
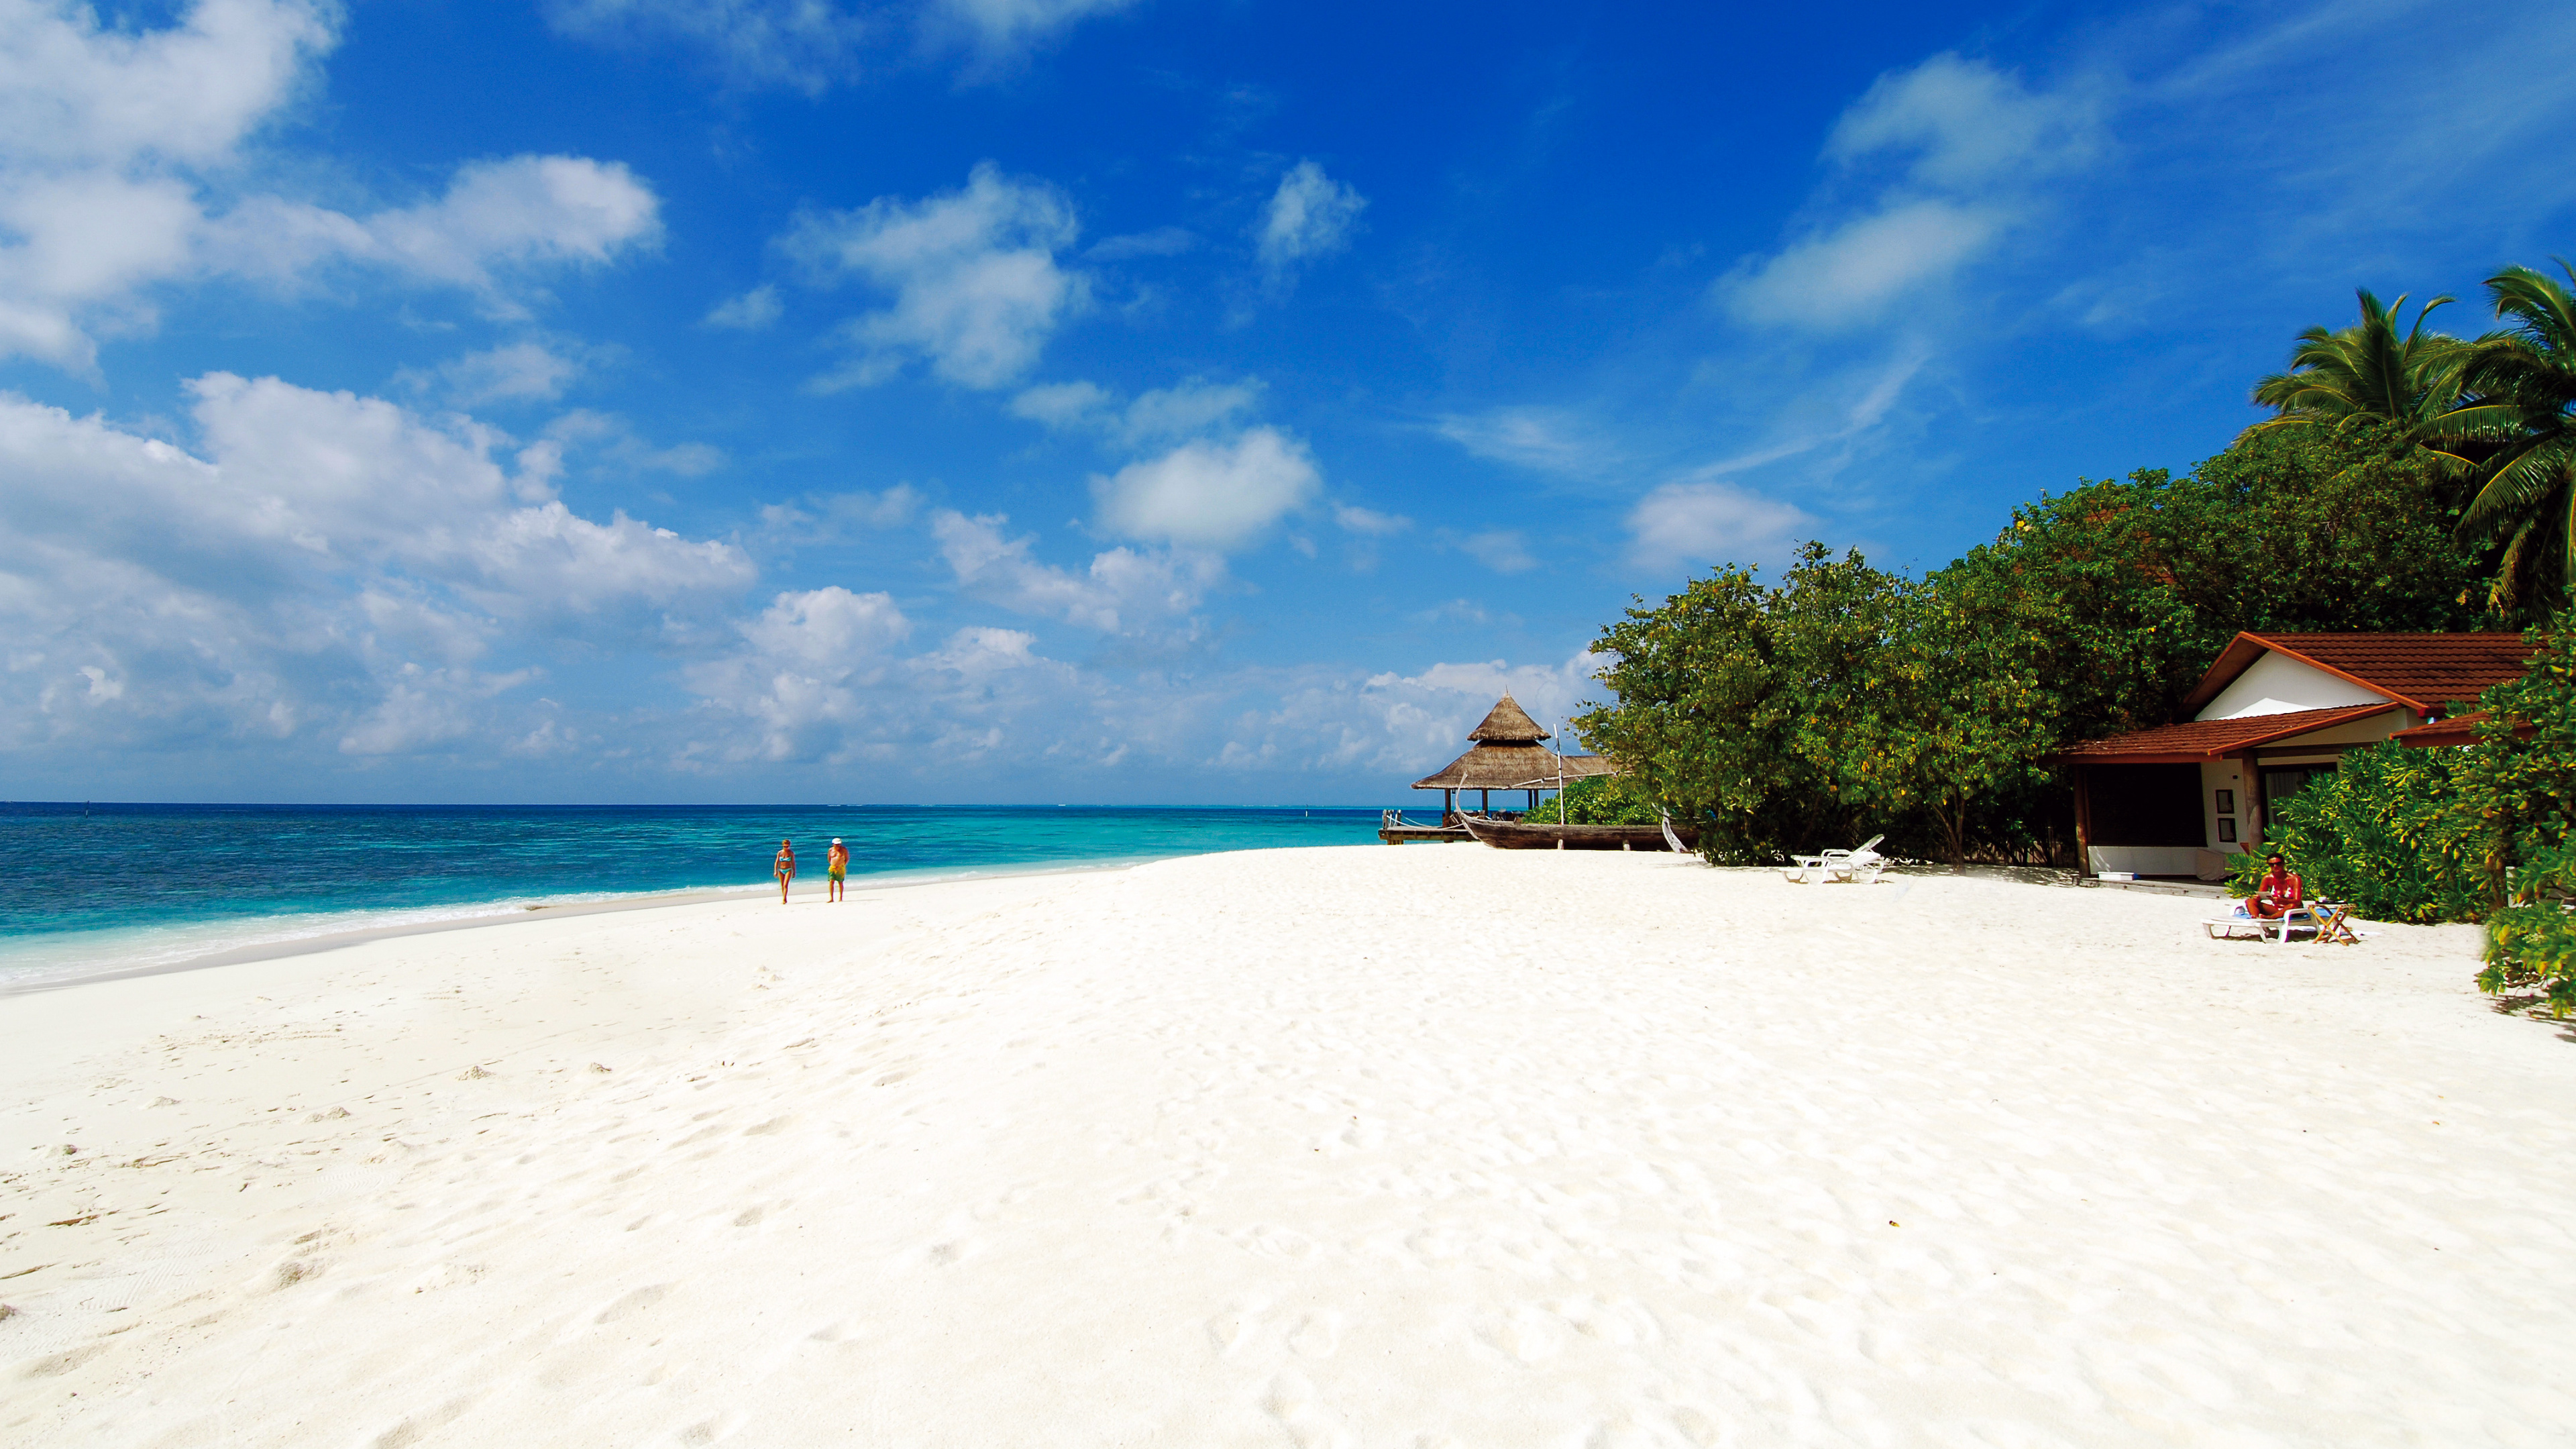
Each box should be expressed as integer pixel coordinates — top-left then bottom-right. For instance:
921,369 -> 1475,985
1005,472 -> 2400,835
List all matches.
1784,834 -> 1887,884
2202,902 -> 2326,945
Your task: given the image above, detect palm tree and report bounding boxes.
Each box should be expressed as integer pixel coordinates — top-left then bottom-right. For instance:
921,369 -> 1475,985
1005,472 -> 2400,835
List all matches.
2435,264 -> 2576,617
2250,288 -> 2464,441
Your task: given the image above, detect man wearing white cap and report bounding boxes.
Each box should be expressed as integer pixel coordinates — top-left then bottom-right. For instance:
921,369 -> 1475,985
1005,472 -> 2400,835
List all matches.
826,837 -> 850,902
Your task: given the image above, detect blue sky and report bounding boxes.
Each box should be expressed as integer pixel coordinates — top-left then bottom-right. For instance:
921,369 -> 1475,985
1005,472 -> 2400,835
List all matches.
4,0 -> 2573,804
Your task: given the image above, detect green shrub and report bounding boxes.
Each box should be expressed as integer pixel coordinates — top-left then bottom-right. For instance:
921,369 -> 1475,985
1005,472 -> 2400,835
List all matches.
2478,904 -> 2576,1018
1538,775 -> 1666,826
2259,741 -> 2487,922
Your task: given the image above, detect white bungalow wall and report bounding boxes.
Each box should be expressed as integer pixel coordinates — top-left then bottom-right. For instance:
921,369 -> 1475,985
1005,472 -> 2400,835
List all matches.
2178,710 -> 2418,877
2202,757 -> 2249,856
2196,651 -> 2391,720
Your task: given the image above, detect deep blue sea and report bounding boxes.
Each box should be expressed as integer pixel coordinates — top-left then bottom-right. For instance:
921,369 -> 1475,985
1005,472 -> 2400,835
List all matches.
0,803 -> 1388,987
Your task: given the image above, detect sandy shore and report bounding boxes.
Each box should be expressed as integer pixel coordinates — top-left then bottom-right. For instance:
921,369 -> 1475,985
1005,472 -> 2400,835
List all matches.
4,846 -> 2573,1446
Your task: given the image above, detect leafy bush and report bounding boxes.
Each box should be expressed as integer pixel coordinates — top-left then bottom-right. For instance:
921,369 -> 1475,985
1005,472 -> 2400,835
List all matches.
1538,775 -> 1666,826
2478,905 -> 2576,1017
2257,741 -> 2487,922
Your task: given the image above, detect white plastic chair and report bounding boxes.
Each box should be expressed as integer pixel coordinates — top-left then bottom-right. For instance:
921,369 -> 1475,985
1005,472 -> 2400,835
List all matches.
2202,903 -> 2324,945
1785,833 -> 1886,884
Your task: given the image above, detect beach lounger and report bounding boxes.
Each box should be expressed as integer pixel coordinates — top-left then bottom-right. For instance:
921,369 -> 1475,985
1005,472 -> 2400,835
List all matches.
1784,834 -> 1886,884
2202,903 -> 2338,945
1829,847 -> 1890,885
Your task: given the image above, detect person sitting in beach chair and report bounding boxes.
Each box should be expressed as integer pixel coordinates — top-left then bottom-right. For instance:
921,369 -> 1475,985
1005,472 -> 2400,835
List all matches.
2249,853 -> 2302,920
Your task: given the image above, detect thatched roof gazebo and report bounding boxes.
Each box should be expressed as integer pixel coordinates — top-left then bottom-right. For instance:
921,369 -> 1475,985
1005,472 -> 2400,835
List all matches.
1410,694 -> 1617,820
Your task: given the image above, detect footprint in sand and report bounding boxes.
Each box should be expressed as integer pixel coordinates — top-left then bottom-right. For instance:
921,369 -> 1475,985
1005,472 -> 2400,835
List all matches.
1670,1407 -> 1724,1447
1474,1306 -> 1565,1363
594,1283 -> 672,1325
1286,1312 -> 1341,1358
1261,1373 -> 1357,1449
1234,1224 -> 1322,1260
1205,1298 -> 1269,1355
677,1409 -> 749,1445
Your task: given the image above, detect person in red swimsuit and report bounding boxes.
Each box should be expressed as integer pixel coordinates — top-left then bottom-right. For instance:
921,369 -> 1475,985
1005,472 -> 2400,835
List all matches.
2249,852 -> 2303,919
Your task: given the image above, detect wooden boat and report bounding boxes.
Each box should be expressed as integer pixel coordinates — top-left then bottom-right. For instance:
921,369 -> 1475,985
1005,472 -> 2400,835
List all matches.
1459,815 -> 1695,851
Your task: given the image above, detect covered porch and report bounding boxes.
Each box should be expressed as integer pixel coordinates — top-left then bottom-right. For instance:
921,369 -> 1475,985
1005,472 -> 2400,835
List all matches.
2055,704 -> 2409,880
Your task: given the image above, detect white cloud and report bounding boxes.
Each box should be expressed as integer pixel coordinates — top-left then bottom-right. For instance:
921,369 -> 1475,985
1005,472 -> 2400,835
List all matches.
1014,376 -> 1263,445
739,584 -> 912,663
0,0 -> 661,368
784,162 -> 1086,390
353,156 -> 662,287
1229,649 -> 1606,779
1433,406 -> 1623,479
1725,201 -> 2002,328
1625,481 -> 1814,572
1256,160 -> 1365,284
1091,427 -> 1320,550
1083,225 -> 1195,261
930,509 -> 1218,633
1458,529 -> 1536,574
680,586 -> 914,763
539,409 -> 727,478
1825,52 -> 2098,188
755,486 -> 920,547
0,376 -> 752,755
926,0 -> 1138,54
1333,504 -> 1409,536
543,0 -> 871,93
705,284 -> 782,329
1720,54 -> 2096,331
197,156 -> 663,303
0,0 -> 333,168
411,341 -> 584,407
1120,378 -> 1263,443
544,0 -> 1134,92
1008,379 -> 1113,427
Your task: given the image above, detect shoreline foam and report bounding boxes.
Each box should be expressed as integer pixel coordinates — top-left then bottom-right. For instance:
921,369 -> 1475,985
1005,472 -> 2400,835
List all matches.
0,854 -> 1169,996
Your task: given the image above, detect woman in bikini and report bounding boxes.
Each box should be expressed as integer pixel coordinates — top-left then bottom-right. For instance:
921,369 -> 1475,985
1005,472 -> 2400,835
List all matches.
773,839 -> 796,904
2249,852 -> 2302,920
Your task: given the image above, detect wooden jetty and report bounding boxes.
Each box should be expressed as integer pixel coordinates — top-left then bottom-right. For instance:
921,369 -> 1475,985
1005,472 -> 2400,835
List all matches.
1378,808 -> 1472,845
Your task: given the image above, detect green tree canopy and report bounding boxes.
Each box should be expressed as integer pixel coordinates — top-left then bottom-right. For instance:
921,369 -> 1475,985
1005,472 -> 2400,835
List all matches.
2435,263 -> 2576,618
2250,288 -> 2463,443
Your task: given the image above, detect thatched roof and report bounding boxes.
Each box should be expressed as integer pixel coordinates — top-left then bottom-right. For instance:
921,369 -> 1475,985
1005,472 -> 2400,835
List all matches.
1468,694 -> 1548,743
1411,741 -> 1564,790
1409,694 -> 1622,791
1498,753 -> 1618,790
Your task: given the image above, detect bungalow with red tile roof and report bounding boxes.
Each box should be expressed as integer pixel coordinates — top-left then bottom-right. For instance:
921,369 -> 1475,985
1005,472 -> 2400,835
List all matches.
2053,633 -> 2532,880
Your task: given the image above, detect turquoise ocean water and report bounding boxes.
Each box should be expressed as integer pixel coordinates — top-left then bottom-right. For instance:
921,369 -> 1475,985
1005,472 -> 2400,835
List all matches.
0,803 -> 1388,988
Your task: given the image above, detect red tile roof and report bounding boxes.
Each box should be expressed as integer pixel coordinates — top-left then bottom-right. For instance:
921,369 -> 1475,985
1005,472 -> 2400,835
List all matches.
2051,704 -> 2404,763
2180,633 -> 2533,714
2392,710 -> 2535,747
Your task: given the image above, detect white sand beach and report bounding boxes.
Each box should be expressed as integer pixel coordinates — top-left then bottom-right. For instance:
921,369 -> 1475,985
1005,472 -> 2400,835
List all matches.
5,845 -> 2574,1447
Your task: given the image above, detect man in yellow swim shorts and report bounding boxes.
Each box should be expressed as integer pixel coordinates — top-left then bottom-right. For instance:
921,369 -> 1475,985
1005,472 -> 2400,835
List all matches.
826,837 -> 849,902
